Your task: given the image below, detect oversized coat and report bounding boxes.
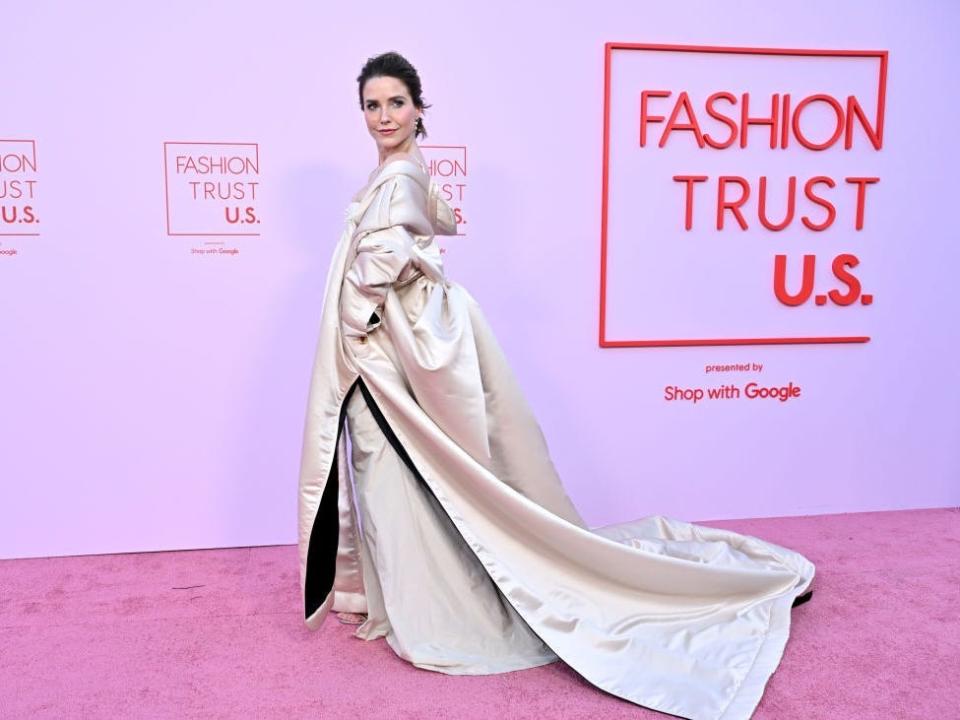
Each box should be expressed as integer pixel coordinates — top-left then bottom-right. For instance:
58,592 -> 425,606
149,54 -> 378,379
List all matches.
297,157 -> 816,720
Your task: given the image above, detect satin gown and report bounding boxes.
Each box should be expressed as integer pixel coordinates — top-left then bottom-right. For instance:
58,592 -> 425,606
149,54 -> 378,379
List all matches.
297,151 -> 816,720
344,385 -> 561,674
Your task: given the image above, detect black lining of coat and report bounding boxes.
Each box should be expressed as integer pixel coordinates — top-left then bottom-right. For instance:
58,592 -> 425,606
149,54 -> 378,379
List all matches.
303,377 -> 360,621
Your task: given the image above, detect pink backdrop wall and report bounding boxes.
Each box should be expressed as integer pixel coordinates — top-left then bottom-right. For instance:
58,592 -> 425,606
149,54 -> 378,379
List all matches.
2,0 -> 957,559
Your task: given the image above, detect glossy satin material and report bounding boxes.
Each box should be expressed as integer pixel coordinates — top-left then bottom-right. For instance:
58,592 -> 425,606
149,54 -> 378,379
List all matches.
297,154 -> 815,720
345,384 -> 560,674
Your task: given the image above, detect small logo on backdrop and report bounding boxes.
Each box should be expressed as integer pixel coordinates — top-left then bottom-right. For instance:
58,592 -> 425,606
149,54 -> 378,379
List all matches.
0,139 -> 40,257
420,145 -> 467,241
664,361 -> 803,404
163,142 -> 260,254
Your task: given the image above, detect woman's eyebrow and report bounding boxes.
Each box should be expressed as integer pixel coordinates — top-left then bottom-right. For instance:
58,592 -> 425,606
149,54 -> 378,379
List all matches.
365,96 -> 407,103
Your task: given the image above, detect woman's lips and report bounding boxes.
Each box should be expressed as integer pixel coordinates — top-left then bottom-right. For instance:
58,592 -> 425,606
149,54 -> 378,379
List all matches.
379,128 -> 397,135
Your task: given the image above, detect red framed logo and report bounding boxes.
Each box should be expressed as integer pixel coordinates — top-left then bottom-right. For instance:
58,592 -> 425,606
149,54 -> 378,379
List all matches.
599,43 -> 888,348
163,141 -> 261,237
0,139 -> 40,238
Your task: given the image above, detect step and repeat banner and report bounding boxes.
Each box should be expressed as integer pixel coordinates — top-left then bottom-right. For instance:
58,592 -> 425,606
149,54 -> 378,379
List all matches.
2,1 -> 957,558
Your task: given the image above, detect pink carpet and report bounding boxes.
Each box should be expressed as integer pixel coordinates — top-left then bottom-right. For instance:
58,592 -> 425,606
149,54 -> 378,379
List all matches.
2,507 -> 957,719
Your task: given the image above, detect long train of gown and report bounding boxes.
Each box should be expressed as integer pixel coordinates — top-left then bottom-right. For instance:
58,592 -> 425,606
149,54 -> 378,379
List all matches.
331,281 -> 816,720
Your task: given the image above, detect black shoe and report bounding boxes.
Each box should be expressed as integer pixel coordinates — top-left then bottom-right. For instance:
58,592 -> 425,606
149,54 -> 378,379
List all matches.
791,589 -> 814,608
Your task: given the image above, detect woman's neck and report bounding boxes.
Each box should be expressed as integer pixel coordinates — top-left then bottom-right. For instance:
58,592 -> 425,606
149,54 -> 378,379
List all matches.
378,136 -> 422,167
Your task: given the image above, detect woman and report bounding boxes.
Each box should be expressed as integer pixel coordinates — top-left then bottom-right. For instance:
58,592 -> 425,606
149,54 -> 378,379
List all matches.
298,51 -> 815,720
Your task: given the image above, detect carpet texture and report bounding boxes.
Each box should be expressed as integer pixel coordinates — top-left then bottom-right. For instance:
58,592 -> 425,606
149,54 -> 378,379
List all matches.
1,507 -> 957,719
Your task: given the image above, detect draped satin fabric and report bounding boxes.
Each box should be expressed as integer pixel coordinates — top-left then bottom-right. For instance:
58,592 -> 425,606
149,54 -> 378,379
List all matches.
297,156 -> 816,720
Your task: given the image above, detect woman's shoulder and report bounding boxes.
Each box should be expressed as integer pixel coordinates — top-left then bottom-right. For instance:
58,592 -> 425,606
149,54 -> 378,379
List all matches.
372,153 -> 429,185
349,153 -> 430,221
378,151 -> 426,169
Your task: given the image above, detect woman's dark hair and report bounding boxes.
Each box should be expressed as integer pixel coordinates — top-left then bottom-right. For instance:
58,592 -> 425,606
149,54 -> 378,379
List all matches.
357,51 -> 431,139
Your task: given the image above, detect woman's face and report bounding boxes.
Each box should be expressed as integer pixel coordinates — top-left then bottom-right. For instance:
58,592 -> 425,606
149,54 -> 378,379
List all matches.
362,75 -> 419,157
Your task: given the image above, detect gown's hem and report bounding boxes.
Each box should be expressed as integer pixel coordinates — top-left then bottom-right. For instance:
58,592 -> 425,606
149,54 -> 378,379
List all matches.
717,596 -> 793,720
382,624 -> 560,677
304,592 -> 334,631
409,653 -> 560,676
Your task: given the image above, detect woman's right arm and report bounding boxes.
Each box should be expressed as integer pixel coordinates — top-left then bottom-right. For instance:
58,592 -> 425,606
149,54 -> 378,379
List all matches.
339,174 -> 434,337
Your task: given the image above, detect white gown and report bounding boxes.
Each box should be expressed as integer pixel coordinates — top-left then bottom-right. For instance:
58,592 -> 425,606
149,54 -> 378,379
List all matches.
345,385 -> 560,674
297,150 -> 816,720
